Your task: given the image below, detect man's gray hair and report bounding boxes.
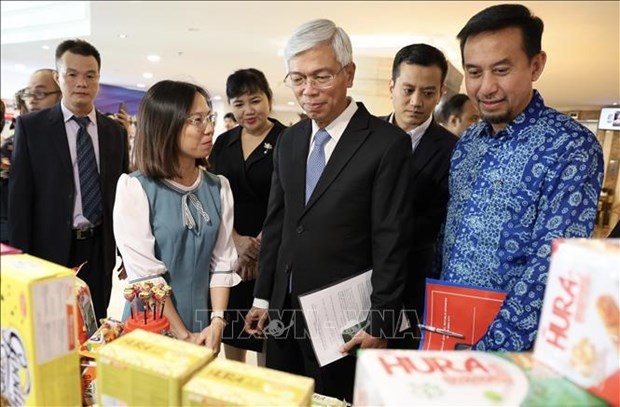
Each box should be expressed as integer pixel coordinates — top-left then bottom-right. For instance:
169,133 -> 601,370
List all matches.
284,19 -> 353,68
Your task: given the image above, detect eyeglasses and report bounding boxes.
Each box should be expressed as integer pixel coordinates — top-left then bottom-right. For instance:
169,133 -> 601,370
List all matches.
283,65 -> 348,89
186,112 -> 217,128
21,90 -> 61,101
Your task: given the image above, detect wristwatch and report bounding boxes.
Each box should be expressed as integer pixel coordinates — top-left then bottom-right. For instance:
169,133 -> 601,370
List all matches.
210,310 -> 227,324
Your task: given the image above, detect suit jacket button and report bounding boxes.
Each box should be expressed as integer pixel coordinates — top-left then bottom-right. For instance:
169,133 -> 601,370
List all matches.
296,225 -> 304,234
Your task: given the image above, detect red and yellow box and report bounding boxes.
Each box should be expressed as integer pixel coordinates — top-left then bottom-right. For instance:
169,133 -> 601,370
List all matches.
0,254 -> 80,406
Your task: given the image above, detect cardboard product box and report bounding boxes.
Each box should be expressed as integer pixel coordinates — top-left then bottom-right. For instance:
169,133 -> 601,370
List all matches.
353,349 -> 607,406
96,329 -> 213,406
182,358 -> 314,406
534,238 -> 619,406
0,254 -> 81,406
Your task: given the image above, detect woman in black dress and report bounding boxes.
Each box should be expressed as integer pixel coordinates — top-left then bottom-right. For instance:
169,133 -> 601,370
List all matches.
208,68 -> 286,363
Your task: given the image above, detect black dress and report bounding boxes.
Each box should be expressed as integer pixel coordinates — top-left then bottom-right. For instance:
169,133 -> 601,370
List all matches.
208,118 -> 286,351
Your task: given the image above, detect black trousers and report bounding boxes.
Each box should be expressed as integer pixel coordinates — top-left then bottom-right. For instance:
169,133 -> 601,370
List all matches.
69,227 -> 108,322
265,295 -> 356,402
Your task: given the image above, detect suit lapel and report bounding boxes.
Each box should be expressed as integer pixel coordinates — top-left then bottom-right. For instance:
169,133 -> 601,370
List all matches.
291,120 -> 312,211
96,112 -> 111,184
48,105 -> 73,176
411,121 -> 441,178
244,120 -> 281,169
303,104 -> 370,211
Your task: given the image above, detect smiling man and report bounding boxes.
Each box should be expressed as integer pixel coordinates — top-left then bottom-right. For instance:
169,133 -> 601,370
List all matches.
9,39 -> 129,321
244,19 -> 413,401
439,4 -> 604,352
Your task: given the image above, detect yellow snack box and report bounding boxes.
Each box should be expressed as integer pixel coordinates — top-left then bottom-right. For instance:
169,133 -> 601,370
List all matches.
96,329 -> 213,406
0,254 -> 81,406
182,358 -> 314,406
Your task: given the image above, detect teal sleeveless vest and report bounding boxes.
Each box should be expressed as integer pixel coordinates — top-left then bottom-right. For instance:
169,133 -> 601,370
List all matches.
129,169 -> 222,332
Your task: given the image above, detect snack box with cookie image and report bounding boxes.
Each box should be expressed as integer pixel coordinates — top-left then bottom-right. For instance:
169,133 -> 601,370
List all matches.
0,254 -> 81,406
534,238 -> 619,406
352,349 -> 606,406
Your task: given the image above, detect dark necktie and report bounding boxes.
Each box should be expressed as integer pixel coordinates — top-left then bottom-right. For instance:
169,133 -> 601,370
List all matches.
73,116 -> 102,225
305,129 -> 331,204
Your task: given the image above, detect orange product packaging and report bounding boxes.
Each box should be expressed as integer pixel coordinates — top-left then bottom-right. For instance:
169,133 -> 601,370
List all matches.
534,238 -> 620,406
0,254 -> 81,406
75,274 -> 98,345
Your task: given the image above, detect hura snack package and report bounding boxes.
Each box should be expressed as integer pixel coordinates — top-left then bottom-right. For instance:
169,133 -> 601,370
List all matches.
353,349 -> 606,406
96,329 -> 213,406
534,238 -> 620,406
182,358 -> 314,406
0,254 -> 81,406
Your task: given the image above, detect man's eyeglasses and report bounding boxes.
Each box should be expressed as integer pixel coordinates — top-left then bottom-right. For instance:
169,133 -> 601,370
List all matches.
283,65 -> 348,90
20,90 -> 61,101
186,112 -> 217,128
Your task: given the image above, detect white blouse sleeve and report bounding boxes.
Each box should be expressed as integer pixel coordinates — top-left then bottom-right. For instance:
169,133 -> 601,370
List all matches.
209,175 -> 241,288
113,174 -> 167,286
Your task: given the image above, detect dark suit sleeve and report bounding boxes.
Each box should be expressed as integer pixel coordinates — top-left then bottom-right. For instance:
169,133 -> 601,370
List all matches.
367,130 -> 413,338
8,117 -> 34,251
253,132 -> 286,302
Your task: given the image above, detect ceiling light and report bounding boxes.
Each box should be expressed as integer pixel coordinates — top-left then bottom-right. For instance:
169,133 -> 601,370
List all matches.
41,45 -> 49,50
287,101 -> 295,106
142,72 -> 153,79
147,54 -> 160,62
136,83 -> 146,88
119,34 -> 127,39
212,95 -> 222,101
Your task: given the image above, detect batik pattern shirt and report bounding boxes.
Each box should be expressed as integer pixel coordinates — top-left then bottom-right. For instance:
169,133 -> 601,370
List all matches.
441,91 -> 604,351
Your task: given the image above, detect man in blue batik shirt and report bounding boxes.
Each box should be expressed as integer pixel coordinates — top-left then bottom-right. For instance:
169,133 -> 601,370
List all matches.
440,4 -> 604,351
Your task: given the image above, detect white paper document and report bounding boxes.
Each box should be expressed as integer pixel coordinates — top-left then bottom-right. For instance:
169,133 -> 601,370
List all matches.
298,269 -> 373,367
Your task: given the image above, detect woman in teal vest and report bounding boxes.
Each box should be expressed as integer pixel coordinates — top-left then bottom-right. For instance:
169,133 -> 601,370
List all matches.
113,80 -> 240,354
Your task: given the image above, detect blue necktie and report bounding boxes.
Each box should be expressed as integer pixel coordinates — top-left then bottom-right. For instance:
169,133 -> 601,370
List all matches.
305,129 -> 331,204
73,116 -> 102,225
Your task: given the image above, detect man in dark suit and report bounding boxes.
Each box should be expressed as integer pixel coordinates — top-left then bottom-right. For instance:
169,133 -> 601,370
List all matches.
382,44 -> 459,348
9,39 -> 128,321
244,19 -> 413,401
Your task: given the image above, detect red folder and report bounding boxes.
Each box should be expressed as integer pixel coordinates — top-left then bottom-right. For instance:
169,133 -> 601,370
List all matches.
420,278 -> 507,351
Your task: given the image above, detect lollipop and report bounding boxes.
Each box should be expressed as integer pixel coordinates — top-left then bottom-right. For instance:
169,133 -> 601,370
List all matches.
152,288 -> 166,320
138,291 -> 151,325
123,287 -> 136,319
160,285 -> 172,318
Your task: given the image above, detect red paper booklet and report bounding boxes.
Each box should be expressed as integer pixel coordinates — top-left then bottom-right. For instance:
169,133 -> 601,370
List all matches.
420,278 -> 507,350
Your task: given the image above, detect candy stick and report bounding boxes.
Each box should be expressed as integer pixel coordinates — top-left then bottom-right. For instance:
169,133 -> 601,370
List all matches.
123,287 -> 136,319
160,285 -> 172,318
138,291 -> 151,325
153,288 -> 165,321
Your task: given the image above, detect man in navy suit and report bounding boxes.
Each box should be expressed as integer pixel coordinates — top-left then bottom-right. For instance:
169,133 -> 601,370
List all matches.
244,19 -> 413,401
9,39 -> 129,321
382,44 -> 459,348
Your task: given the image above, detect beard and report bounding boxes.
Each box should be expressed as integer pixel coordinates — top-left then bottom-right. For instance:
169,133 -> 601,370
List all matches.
482,112 -> 513,125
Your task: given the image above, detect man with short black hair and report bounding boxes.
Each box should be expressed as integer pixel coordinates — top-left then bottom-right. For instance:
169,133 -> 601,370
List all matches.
9,39 -> 129,320
440,4 -> 604,351
382,43 -> 458,348
437,93 -> 480,137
